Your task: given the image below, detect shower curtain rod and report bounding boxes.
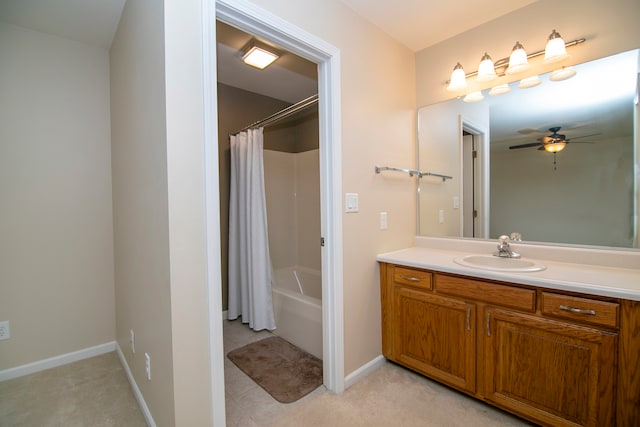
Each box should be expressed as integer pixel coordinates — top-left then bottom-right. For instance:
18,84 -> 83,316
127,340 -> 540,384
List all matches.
232,94 -> 318,135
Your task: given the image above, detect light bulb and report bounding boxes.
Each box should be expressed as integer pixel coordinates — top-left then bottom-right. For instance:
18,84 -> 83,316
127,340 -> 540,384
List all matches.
550,67 -> 576,81
463,91 -> 484,103
544,30 -> 569,63
506,42 -> 530,74
446,63 -> 467,91
477,53 -> 497,82
518,75 -> 542,89
489,84 -> 511,96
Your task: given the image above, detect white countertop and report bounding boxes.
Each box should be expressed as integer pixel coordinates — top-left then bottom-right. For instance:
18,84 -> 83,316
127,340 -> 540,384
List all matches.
377,240 -> 640,301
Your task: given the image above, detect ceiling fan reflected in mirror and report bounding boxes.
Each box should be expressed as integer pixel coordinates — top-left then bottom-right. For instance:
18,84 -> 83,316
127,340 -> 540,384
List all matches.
509,126 -> 599,152
509,126 -> 599,170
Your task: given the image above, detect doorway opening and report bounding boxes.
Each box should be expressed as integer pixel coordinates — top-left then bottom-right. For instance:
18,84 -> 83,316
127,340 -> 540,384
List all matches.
205,2 -> 344,425
460,118 -> 489,239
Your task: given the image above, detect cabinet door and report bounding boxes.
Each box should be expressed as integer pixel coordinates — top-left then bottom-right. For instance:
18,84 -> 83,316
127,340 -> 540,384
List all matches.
393,286 -> 476,392
484,307 -> 617,427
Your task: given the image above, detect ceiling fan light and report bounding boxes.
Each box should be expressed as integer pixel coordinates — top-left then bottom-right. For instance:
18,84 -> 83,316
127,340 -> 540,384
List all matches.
506,42 -> 530,74
489,83 -> 511,96
550,66 -> 577,81
447,62 -> 467,91
544,30 -> 569,63
477,53 -> 497,82
518,75 -> 542,89
544,142 -> 566,153
463,91 -> 484,103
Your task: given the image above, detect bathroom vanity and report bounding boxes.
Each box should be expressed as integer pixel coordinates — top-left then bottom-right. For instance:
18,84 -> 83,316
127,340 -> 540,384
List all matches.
378,238 -> 640,427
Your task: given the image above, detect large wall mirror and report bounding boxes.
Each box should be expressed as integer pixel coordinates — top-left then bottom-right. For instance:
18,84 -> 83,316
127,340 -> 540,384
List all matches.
418,48 -> 639,249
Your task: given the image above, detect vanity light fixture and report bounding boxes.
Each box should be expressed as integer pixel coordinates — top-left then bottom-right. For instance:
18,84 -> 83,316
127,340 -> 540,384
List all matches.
444,30 -> 585,92
241,43 -> 279,69
518,75 -> 542,89
544,30 -> 569,63
550,66 -> 577,81
446,62 -> 467,91
489,84 -> 511,96
477,53 -> 497,82
463,91 -> 484,102
506,41 -> 531,74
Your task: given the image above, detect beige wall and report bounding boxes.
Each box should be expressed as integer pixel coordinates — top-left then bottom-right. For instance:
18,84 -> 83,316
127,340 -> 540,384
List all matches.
111,0 -> 214,425
0,22 -> 115,370
111,0 -> 213,424
245,0 -> 417,375
163,0 -> 213,422
109,0 -> 175,424
416,0 -> 640,107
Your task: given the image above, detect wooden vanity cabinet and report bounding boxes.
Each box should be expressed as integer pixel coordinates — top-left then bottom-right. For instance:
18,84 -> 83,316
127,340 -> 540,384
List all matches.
484,307 -> 617,426
380,262 -> 640,427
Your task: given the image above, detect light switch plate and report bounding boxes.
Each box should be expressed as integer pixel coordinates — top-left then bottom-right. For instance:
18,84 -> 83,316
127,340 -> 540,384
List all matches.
380,212 -> 388,230
345,193 -> 359,213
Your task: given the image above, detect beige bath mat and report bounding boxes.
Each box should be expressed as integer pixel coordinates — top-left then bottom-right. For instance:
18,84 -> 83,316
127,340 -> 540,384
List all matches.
227,336 -> 323,403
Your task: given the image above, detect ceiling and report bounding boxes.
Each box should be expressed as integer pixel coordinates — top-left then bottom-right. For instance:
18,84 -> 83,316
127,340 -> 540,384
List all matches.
0,0 -> 125,49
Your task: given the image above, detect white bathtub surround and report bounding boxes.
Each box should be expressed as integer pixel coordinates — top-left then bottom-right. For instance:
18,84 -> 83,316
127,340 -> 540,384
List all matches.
228,128 -> 276,331
272,266 -> 323,359
376,236 -> 640,301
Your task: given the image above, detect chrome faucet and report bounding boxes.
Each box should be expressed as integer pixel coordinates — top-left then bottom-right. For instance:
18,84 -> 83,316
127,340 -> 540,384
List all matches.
494,235 -> 521,258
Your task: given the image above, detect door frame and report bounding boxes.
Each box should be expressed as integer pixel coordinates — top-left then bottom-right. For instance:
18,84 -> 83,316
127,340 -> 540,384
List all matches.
203,1 -> 344,425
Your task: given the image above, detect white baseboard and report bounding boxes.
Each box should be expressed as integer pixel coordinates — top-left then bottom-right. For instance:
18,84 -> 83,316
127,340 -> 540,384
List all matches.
344,354 -> 386,390
0,341 -> 116,382
116,343 -> 156,427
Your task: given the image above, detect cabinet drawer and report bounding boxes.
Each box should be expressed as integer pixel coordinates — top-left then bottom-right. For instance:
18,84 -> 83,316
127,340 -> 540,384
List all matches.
542,292 -> 619,329
393,266 -> 432,290
435,274 -> 535,312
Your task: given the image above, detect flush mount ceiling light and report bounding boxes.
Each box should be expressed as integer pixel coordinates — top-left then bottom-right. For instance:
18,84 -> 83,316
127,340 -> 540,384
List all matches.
544,30 -> 569,63
241,44 -> 279,69
443,30 -> 585,94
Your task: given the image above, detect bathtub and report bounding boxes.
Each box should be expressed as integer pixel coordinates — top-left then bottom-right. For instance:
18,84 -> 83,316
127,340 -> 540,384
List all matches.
271,266 -> 323,360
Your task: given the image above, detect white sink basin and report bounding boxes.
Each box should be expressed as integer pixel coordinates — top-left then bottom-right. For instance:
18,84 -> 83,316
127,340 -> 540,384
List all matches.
454,255 -> 546,272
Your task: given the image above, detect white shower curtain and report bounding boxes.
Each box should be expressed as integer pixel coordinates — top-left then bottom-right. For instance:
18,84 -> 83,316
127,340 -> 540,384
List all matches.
228,128 -> 276,331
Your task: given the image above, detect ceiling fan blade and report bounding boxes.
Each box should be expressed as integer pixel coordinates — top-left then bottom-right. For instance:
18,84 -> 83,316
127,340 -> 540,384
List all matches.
566,133 -> 601,141
509,142 -> 542,150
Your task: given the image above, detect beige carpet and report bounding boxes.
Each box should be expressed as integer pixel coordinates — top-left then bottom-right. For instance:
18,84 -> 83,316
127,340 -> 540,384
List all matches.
0,352 -> 146,426
227,336 -> 323,403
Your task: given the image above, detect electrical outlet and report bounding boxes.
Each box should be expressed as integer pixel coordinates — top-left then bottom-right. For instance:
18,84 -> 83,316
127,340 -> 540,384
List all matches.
145,353 -> 151,380
130,329 -> 135,353
0,321 -> 9,340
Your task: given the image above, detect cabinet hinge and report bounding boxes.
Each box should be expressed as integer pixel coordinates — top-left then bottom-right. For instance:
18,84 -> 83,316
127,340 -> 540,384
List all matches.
320,237 -> 325,247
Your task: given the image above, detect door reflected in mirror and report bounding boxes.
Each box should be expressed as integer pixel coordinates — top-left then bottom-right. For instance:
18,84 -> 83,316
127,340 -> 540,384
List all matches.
418,49 -> 638,249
